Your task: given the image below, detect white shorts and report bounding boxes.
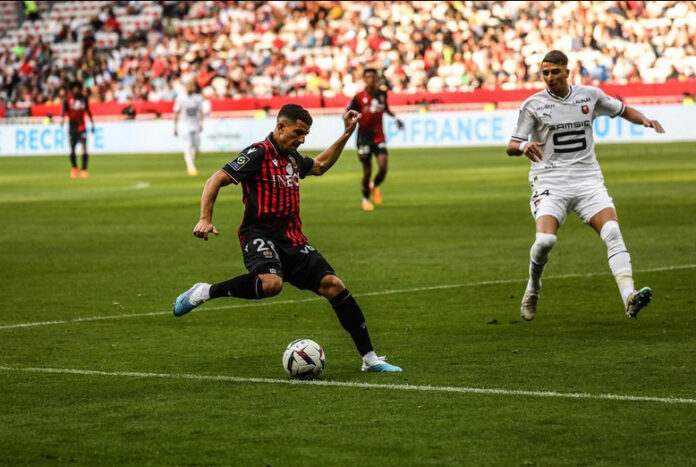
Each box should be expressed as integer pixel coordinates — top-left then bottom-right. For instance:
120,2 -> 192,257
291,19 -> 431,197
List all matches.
529,170 -> 614,224
181,129 -> 200,151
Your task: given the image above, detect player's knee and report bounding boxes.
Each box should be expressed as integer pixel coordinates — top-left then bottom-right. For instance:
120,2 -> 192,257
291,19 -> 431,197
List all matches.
534,232 -> 557,252
600,220 -> 625,255
318,275 -> 344,298
260,274 -> 283,297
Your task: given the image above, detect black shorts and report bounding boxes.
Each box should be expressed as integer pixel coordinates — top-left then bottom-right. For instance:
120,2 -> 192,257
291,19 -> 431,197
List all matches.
357,135 -> 388,162
69,126 -> 86,148
241,233 -> 335,292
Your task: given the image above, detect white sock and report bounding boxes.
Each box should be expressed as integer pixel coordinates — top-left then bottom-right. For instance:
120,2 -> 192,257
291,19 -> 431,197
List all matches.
184,149 -> 195,168
362,351 -> 378,366
527,232 -> 557,293
600,221 -> 634,304
190,283 -> 211,305
614,270 -> 635,305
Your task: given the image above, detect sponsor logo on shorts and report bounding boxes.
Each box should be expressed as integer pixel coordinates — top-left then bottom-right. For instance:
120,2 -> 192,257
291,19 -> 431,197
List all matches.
299,244 -> 316,254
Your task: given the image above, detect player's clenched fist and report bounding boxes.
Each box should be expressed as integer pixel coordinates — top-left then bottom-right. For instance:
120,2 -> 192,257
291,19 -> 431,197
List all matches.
193,219 -> 219,241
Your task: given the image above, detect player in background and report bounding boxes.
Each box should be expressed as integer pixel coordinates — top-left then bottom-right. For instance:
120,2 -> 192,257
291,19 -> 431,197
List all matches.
348,68 -> 404,211
172,104 -> 402,373
506,50 -> 665,321
61,81 -> 94,178
174,81 -> 205,176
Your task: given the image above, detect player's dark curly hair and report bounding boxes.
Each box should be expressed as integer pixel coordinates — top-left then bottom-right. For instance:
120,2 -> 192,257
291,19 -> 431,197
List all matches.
542,50 -> 569,66
277,104 -> 313,126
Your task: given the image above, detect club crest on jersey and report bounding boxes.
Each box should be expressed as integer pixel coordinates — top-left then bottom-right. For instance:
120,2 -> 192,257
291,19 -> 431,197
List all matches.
229,154 -> 250,170
286,163 -> 294,175
581,104 -> 590,114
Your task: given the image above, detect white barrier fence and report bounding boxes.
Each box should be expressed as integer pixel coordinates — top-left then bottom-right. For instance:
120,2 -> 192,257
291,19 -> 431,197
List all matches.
0,105 -> 693,156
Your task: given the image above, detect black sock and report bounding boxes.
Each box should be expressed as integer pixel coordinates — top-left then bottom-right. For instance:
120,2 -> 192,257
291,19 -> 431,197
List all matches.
361,185 -> 370,199
69,152 -> 77,168
82,153 -> 89,170
209,274 -> 265,300
330,289 -> 373,356
373,171 -> 386,187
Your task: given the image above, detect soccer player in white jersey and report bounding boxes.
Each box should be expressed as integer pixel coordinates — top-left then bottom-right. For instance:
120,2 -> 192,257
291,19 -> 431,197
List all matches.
174,81 -> 205,176
506,50 -> 665,321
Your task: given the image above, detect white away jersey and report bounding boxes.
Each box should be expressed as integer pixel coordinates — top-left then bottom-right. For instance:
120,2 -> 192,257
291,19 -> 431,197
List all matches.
511,84 -> 625,173
174,93 -> 205,131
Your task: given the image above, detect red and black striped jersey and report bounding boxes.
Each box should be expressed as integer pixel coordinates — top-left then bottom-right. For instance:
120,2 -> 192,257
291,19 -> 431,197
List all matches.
62,93 -> 90,131
348,89 -> 390,144
221,133 -> 315,247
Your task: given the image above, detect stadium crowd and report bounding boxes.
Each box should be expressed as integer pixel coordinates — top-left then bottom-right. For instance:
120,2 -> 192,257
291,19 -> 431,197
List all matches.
1,0 -> 695,108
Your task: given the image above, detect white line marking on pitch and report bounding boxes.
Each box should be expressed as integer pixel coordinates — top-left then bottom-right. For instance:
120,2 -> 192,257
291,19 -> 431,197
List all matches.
0,182 -> 150,202
1,263 -> 693,331
0,365 -> 693,405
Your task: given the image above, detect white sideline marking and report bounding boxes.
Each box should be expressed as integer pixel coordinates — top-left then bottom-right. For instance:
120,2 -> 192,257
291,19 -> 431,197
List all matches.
0,365 -> 694,405
1,263 -> 694,331
0,182 -> 150,202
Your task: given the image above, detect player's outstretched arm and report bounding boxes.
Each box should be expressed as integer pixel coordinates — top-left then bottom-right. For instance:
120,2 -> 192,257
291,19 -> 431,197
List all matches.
506,139 -> 545,162
309,110 -> 361,176
193,170 -> 232,240
620,106 -> 665,133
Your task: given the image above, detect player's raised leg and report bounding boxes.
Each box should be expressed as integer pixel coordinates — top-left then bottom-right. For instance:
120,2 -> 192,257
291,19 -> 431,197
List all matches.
591,208 -> 651,318
522,215 -> 558,321
173,273 -> 278,316
317,275 -> 402,372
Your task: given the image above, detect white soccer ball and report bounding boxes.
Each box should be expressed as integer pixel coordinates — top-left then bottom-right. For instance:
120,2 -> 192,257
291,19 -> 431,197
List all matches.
282,338 -> 325,380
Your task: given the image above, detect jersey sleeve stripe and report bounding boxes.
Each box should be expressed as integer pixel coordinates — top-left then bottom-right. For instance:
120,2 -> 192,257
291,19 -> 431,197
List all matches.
220,168 -> 240,184
511,135 -> 529,142
612,103 -> 625,118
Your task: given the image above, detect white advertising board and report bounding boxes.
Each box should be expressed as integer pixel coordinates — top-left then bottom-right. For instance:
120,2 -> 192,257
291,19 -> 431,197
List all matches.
0,105 -> 692,156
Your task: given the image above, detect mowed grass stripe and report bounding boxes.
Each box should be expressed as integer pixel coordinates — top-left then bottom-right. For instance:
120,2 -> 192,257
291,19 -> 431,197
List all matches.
1,365 -> 694,405
1,263 -> 693,331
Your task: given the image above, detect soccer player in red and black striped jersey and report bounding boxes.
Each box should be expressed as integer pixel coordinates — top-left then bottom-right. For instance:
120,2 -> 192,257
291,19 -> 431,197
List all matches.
348,68 -> 404,211
172,104 -> 402,373
61,81 -> 94,178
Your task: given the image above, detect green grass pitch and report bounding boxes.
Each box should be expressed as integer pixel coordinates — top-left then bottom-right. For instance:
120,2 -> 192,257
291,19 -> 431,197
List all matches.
1,143 -> 695,465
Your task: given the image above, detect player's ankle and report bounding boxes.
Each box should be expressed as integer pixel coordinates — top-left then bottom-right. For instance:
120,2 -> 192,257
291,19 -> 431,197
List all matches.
362,351 -> 378,366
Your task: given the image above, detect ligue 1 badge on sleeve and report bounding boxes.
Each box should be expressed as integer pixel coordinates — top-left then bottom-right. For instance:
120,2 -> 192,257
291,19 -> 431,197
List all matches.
230,154 -> 250,170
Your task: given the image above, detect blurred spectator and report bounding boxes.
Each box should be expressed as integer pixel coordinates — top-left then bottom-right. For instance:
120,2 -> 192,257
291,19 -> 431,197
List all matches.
121,103 -> 136,119
24,1 -> 39,21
